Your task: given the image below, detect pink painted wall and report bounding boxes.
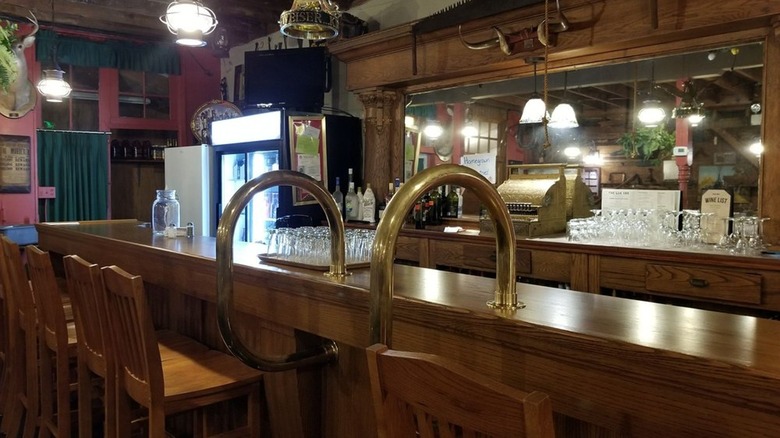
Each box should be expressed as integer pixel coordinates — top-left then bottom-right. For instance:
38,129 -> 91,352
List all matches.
0,39 -> 220,226
0,47 -> 41,225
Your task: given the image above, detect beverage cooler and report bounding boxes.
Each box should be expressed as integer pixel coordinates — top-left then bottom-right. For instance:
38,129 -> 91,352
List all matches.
211,110 -> 362,243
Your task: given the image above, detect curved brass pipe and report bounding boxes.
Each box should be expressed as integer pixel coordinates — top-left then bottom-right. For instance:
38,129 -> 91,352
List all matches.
369,164 -> 521,347
217,170 -> 340,371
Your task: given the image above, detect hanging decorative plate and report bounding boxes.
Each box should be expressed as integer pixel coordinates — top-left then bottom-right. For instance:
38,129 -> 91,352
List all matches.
190,100 -> 242,144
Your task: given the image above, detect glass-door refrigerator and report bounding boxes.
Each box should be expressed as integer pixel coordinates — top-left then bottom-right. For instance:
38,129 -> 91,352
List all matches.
211,109 -> 362,242
212,111 -> 282,243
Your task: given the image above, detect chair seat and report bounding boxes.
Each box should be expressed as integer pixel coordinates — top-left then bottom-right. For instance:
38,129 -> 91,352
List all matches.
156,330 -> 211,360
162,349 -> 263,409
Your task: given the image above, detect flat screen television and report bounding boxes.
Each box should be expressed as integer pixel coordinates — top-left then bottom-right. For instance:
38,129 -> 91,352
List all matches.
243,47 -> 330,111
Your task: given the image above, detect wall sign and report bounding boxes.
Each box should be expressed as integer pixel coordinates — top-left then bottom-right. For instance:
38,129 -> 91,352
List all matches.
0,135 -> 31,193
288,115 -> 328,206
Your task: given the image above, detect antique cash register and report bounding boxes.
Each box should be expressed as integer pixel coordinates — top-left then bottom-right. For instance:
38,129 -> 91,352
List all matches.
480,164 -> 593,237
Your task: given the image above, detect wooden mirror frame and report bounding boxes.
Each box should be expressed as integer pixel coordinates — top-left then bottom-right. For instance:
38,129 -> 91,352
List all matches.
331,0 -> 780,244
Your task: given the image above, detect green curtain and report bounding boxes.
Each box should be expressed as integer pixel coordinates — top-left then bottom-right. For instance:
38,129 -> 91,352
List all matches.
37,130 -> 109,221
35,30 -> 181,75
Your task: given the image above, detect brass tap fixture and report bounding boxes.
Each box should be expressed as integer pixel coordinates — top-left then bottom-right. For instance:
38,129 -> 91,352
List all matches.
369,164 -> 521,346
216,170 -> 340,371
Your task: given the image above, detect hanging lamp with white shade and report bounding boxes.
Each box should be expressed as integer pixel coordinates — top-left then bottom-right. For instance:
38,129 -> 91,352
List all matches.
519,58 -> 548,124
549,71 -> 579,129
461,104 -> 478,138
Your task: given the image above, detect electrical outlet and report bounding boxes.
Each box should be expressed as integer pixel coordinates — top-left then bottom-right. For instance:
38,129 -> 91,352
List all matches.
38,186 -> 56,199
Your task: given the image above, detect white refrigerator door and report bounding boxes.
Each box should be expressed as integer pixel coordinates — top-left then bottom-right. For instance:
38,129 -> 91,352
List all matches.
164,144 -> 215,237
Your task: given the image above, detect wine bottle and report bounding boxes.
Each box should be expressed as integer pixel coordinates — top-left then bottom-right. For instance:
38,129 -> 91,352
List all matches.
446,185 -> 459,218
429,188 -> 442,225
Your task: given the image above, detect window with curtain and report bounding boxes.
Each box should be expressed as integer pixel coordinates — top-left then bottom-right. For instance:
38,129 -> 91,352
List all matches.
41,64 -> 100,131
37,130 -> 109,221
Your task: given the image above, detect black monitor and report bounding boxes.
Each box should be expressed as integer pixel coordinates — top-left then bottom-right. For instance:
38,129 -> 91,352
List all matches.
243,47 -> 330,112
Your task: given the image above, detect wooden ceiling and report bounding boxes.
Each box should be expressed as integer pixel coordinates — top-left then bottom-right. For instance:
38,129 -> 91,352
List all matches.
0,0 -> 362,47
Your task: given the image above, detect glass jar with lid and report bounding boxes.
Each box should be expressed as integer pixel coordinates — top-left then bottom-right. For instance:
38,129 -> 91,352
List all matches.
151,189 -> 180,234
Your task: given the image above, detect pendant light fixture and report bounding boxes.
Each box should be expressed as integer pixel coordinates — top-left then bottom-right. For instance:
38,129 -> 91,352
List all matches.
160,0 -> 218,47
671,79 -> 705,127
637,62 -> 666,127
280,0 -> 341,41
549,71 -> 578,128
423,119 -> 443,139
37,69 -> 71,102
461,104 -> 478,138
519,57 -> 548,124
36,1 -> 71,102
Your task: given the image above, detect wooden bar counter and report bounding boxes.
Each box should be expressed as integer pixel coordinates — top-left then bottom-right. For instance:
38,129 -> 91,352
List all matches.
37,221 -> 780,437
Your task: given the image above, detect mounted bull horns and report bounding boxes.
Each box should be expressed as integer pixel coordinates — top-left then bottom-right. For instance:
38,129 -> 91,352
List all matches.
458,1 -> 570,56
459,25 -> 512,55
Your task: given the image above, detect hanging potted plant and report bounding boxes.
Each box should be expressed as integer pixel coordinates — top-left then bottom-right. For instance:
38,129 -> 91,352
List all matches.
0,20 -> 19,92
617,126 -> 676,163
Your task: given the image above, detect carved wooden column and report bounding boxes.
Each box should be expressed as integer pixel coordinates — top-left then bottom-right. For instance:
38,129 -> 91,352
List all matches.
358,89 -> 403,200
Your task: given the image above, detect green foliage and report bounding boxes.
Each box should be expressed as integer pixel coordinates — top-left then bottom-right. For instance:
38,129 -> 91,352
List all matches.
0,21 -> 19,92
617,126 -> 676,162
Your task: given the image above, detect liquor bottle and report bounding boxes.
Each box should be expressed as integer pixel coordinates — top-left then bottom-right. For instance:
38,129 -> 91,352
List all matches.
420,191 -> 431,228
414,202 -> 425,229
356,186 -> 364,222
379,181 -> 393,221
345,181 -> 359,221
362,183 -> 376,223
446,185 -> 459,218
429,187 -> 442,225
332,177 -> 344,218
456,188 -> 463,218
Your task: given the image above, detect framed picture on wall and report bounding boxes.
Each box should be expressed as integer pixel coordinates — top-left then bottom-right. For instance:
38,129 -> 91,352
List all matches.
288,115 -> 328,206
0,135 -> 31,193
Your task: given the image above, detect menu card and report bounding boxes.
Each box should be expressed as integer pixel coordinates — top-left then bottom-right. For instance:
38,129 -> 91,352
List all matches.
601,189 -> 681,212
700,189 -> 732,244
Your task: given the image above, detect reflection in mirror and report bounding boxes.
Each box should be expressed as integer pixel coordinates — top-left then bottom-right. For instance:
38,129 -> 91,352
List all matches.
406,42 -> 763,214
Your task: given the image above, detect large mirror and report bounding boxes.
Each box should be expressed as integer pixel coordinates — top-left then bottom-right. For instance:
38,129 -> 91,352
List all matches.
405,41 -> 763,214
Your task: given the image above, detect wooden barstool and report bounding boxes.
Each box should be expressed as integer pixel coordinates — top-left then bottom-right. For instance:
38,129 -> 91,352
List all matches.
26,245 -> 79,438
62,254 -> 117,438
366,343 -> 556,438
100,264 -> 264,437
0,237 -> 16,430
0,236 -> 41,438
63,254 -> 236,437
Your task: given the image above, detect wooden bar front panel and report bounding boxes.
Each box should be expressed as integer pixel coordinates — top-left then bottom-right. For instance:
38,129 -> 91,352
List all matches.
35,222 -> 780,437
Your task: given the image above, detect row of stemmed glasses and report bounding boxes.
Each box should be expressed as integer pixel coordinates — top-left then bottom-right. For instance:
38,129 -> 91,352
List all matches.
567,209 -> 771,251
715,215 -> 771,255
264,226 -> 376,266
568,209 -> 684,248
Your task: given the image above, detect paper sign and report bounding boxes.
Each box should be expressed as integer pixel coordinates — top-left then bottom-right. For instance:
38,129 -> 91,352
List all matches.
601,189 -> 681,211
296,153 -> 322,182
460,152 -> 496,184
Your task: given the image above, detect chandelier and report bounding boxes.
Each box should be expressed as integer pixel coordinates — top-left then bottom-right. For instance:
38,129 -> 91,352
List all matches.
160,0 -> 218,47
280,0 -> 341,41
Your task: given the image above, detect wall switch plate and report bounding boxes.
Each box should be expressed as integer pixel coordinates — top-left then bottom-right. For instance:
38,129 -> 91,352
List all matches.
38,186 -> 56,199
